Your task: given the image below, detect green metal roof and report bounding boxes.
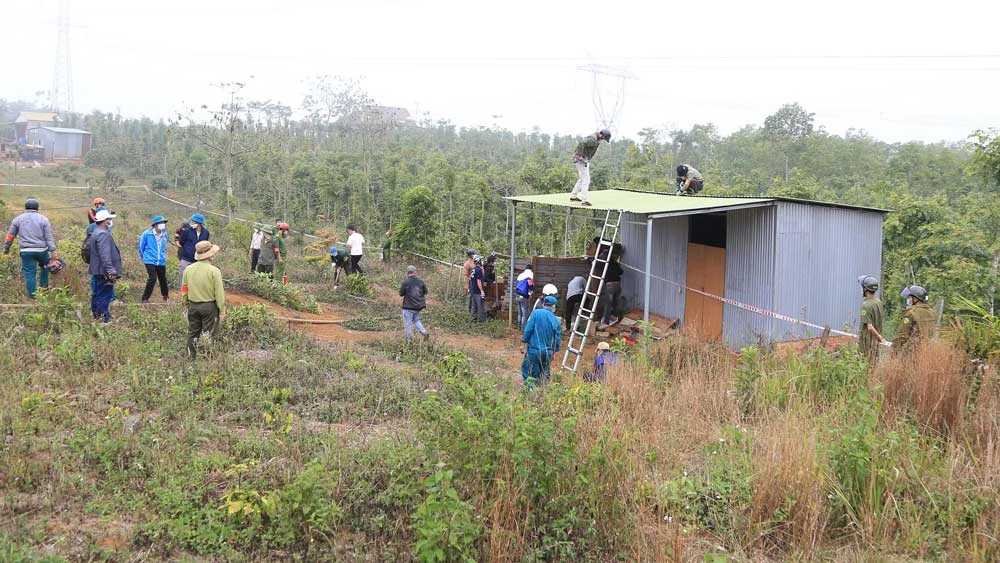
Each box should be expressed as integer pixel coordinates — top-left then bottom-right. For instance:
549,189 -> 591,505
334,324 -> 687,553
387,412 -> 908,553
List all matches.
506,189 -> 889,216
507,189 -> 774,216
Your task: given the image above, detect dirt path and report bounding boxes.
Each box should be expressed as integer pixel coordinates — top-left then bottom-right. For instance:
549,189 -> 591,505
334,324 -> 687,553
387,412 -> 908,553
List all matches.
228,292 -> 528,374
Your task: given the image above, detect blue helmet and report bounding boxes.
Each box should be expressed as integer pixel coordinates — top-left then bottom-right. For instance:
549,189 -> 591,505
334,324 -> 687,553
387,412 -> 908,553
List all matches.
151,215 -> 168,226
189,213 -> 206,225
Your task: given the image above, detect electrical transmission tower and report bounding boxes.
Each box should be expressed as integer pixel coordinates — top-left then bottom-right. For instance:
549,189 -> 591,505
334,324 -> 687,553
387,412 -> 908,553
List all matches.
577,63 -> 637,133
52,0 -> 74,112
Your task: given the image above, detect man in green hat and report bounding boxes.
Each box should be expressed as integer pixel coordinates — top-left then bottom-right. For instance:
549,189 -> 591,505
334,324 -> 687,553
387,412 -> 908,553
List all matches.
894,285 -> 936,351
857,275 -> 886,365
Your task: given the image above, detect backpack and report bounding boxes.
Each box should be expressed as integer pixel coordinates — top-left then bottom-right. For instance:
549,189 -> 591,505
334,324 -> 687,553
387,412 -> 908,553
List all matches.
81,232 -> 93,264
516,277 -> 532,297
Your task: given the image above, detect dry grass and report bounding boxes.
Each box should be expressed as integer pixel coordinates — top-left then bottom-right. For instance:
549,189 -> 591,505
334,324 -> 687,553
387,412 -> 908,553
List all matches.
874,339 -> 967,434
748,407 -> 829,557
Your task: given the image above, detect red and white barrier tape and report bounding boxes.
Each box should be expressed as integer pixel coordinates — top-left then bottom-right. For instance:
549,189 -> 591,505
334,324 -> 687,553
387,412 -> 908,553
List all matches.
619,262 -> 857,339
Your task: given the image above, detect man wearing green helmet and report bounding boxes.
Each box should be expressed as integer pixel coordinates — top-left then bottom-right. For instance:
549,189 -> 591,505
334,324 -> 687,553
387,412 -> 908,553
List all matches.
894,285 -> 936,351
857,275 -> 886,365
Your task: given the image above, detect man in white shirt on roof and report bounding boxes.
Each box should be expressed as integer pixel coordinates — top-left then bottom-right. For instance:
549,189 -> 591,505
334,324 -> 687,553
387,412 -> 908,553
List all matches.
346,224 -> 365,275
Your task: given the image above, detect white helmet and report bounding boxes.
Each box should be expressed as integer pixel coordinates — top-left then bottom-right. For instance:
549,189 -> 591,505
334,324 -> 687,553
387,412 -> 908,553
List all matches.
542,283 -> 558,296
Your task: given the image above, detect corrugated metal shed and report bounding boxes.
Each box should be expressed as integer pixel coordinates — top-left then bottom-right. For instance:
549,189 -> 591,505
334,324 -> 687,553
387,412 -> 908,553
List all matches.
771,201 -> 884,342
723,206 -> 777,349
507,190 -> 887,349
620,215 -> 687,320
38,127 -> 92,161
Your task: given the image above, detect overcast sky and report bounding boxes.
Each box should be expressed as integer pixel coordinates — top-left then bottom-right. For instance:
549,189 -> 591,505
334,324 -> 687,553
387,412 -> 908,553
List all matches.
4,0 -> 1000,143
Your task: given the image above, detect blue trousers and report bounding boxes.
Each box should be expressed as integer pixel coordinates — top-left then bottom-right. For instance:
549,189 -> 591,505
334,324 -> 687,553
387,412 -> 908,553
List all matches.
91,275 -> 115,322
521,350 -> 553,388
516,295 -> 530,328
19,251 -> 50,298
402,309 -> 427,338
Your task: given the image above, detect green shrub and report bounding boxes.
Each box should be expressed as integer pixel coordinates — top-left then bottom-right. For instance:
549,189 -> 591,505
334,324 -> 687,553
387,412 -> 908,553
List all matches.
344,273 -> 374,298
230,274 -> 321,313
411,466 -> 481,562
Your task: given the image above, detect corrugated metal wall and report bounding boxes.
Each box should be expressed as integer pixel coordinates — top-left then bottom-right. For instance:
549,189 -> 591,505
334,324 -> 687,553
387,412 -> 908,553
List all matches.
723,206 -> 777,349
620,214 -> 688,321
772,201 -> 884,341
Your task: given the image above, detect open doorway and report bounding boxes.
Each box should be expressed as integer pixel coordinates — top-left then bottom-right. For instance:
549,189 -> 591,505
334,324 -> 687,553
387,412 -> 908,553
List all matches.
685,213 -> 726,339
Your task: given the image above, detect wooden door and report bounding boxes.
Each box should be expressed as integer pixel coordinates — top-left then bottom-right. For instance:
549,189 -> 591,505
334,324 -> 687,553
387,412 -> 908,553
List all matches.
685,243 -> 726,339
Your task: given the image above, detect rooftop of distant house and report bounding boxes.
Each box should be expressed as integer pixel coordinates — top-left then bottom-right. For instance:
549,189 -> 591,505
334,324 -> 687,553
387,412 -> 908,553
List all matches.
15,112 -> 61,123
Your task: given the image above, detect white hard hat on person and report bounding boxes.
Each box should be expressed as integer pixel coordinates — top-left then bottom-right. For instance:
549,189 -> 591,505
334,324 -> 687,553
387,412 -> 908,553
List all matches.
542,284 -> 558,296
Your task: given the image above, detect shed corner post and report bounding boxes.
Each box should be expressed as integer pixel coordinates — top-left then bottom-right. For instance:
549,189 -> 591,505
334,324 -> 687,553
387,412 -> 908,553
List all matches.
643,215 -> 653,325
508,201 -> 517,326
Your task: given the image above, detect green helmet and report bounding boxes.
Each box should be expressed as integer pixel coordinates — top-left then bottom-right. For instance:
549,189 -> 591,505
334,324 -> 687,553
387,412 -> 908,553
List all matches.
901,285 -> 928,302
857,275 -> 879,293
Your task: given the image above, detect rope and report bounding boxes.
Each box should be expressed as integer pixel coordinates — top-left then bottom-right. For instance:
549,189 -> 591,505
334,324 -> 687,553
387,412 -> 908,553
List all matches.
619,262 -> 858,339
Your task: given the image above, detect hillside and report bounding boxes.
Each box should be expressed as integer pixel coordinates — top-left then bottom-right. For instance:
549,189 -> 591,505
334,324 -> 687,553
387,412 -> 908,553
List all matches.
0,169 -> 998,561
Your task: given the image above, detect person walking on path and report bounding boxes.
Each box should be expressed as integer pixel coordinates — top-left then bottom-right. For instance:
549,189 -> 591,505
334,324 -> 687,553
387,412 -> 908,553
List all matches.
346,224 -> 365,275
274,223 -> 289,283
178,213 -> 210,289
569,128 -> 611,206
400,264 -> 429,341
4,198 -> 61,299
182,240 -> 225,360
515,264 -> 534,329
520,295 -> 562,388
138,215 -> 170,303
249,224 -> 264,273
565,275 -> 586,329
469,254 -> 486,323
256,227 -> 280,278
533,283 -> 559,310
857,275 -> 886,365
893,285 -> 936,351
87,209 -> 121,323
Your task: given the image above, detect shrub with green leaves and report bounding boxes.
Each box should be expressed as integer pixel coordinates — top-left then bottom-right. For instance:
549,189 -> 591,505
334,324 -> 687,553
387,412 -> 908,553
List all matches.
230,274 -> 321,313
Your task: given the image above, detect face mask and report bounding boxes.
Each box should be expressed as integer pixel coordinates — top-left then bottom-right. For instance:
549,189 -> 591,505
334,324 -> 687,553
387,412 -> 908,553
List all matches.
156,223 -> 166,232
107,220 -> 113,229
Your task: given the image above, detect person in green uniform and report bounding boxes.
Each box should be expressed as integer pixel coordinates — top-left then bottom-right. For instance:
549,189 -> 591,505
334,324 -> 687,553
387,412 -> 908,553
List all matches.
274,222 -> 289,282
857,275 -> 886,364
893,285 -> 936,351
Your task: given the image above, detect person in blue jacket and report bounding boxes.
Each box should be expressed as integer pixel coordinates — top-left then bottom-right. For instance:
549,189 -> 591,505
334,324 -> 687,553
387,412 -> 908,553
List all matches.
178,213 -> 210,289
138,215 -> 170,303
520,295 -> 562,388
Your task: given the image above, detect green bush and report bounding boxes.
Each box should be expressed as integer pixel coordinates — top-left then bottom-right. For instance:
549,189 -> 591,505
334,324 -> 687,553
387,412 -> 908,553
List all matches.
231,274 -> 321,313
344,273 -> 374,298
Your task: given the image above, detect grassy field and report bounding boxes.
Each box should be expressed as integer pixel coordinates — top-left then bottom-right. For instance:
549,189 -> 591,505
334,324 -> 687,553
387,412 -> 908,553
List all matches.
1,168 -> 999,561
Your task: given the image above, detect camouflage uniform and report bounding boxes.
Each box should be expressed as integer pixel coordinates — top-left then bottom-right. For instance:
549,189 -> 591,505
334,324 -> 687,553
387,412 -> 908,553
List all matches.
858,295 -> 884,364
893,302 -> 936,350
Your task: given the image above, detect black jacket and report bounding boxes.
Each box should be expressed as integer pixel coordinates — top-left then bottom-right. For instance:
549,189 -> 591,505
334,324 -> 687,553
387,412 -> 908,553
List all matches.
88,227 -> 122,277
400,276 -> 428,310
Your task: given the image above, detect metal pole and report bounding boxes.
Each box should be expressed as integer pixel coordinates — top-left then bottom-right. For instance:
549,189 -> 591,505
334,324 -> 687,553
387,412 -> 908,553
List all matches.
508,202 -> 517,326
643,216 -> 653,324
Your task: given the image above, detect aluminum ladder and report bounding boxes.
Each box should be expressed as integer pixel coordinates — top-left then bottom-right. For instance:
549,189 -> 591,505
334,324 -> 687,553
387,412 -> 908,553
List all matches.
562,209 -> 623,372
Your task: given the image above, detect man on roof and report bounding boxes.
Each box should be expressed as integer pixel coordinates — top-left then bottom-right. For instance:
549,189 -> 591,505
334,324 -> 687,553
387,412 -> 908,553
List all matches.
569,128 -> 611,207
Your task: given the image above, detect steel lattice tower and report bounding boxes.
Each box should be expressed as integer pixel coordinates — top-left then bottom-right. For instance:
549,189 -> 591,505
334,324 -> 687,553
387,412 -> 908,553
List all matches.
52,0 -> 74,112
